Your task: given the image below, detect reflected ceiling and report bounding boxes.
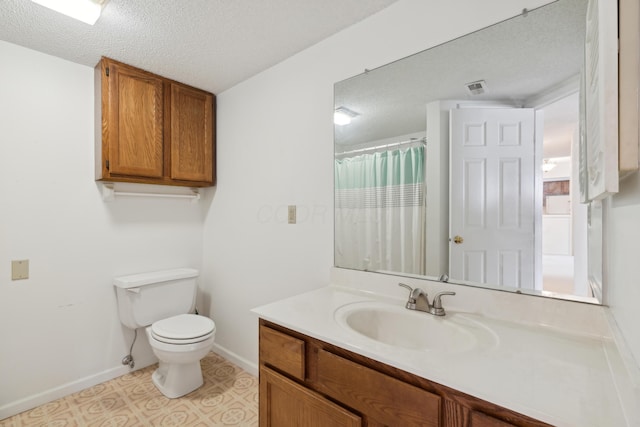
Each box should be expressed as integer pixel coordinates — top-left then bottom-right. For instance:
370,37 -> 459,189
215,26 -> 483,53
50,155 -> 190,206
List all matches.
335,0 -> 585,148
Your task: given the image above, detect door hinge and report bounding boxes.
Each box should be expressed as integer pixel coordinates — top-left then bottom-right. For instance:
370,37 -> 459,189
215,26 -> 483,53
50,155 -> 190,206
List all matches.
105,67 -> 109,77
106,160 -> 110,170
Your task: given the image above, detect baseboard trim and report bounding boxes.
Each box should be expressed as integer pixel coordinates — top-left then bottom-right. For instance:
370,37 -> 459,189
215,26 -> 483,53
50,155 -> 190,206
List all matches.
211,343 -> 258,377
0,346 -> 256,421
0,358 -> 157,421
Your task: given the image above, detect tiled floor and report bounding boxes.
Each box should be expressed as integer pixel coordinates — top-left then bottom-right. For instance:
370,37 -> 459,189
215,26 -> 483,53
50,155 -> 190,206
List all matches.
1,352 -> 259,426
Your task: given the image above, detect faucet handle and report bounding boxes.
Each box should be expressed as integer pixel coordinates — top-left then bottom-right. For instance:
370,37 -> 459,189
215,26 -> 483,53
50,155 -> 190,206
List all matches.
432,291 -> 456,309
398,282 -> 412,291
430,291 -> 456,316
398,283 -> 415,302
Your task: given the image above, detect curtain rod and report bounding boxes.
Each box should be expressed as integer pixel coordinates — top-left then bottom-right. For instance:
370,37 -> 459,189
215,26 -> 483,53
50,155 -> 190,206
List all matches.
335,137 -> 426,157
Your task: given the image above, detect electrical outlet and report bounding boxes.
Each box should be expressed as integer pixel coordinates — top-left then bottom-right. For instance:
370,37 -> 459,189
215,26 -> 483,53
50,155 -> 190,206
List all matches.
288,205 -> 296,224
11,260 -> 29,280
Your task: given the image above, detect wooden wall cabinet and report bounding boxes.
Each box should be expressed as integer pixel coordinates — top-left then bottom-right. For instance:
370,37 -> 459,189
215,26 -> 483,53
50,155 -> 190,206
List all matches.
95,57 -> 215,187
259,320 -> 551,427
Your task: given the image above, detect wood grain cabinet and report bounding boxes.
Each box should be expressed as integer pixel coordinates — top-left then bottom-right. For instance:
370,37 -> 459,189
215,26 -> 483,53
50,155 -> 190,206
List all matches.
258,320 -> 551,427
260,367 -> 362,427
95,57 -> 215,187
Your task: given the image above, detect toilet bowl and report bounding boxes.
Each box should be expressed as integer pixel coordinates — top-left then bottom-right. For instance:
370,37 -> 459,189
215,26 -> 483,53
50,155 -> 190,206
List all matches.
146,313 -> 216,398
113,268 -> 217,399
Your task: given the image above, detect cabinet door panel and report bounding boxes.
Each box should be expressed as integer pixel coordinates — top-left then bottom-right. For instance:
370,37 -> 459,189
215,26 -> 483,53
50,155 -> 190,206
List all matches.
108,65 -> 164,178
260,366 -> 362,427
170,83 -> 214,183
316,349 -> 441,427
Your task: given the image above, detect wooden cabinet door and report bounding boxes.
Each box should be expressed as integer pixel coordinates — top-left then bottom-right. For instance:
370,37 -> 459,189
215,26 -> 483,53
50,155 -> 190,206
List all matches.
470,411 -> 517,427
106,61 -> 164,178
260,366 -> 362,427
169,83 -> 214,184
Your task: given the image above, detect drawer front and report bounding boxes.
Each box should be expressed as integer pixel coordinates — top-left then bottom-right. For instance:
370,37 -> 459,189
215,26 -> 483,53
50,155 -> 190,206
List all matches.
470,411 -> 517,427
316,349 -> 441,427
259,326 -> 305,380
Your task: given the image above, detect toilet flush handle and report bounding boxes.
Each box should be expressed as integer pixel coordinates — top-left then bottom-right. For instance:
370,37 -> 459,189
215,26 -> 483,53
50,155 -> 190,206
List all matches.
126,287 -> 141,294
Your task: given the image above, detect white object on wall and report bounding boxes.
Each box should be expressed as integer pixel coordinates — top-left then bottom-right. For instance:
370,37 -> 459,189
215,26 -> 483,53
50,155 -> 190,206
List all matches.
584,0 -> 619,200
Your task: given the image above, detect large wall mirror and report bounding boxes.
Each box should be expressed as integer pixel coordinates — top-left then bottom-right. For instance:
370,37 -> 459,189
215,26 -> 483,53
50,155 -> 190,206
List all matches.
334,0 -> 601,303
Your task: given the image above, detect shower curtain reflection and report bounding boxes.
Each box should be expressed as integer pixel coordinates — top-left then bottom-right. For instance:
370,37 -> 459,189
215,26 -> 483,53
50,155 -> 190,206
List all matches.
335,145 -> 426,275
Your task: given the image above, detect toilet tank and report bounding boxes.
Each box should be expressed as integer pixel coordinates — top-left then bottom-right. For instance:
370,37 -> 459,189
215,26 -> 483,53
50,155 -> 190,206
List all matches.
113,268 -> 199,330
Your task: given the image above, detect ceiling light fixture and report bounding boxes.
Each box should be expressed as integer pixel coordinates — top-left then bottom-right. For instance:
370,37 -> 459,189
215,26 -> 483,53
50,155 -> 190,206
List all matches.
30,0 -> 109,25
334,107 -> 359,126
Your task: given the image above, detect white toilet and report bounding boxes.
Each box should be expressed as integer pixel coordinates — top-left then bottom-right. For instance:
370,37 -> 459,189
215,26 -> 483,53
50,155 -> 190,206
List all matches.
113,268 -> 216,398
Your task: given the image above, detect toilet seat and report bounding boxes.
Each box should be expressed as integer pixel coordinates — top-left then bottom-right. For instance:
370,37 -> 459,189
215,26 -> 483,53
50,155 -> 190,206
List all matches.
151,314 -> 215,345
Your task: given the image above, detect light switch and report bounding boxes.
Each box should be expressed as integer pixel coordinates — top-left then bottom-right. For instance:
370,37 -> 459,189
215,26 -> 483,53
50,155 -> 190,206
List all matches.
288,205 -> 296,224
11,260 -> 29,280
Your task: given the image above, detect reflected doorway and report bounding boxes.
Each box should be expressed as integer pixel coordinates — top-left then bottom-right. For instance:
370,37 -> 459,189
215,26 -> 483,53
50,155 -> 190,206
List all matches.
539,93 -> 589,297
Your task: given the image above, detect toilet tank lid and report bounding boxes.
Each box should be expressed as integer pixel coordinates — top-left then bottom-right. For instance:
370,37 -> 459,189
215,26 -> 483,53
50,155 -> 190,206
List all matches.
113,268 -> 199,289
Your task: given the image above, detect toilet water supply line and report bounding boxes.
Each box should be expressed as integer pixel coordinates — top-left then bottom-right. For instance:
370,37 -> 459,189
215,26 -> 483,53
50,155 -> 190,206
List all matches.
120,309 -> 198,369
122,329 -> 137,369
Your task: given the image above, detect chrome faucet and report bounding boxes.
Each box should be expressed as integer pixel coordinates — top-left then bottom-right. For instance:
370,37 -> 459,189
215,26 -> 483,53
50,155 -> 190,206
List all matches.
398,283 -> 456,316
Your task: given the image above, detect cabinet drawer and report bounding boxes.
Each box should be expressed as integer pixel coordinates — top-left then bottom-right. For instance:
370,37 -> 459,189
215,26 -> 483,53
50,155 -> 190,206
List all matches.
316,349 -> 441,426
259,326 -> 305,380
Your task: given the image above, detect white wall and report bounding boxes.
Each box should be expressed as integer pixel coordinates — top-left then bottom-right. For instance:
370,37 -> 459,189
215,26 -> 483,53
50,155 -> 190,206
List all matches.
0,41 -> 206,417
607,174 -> 640,366
202,0 -> 554,370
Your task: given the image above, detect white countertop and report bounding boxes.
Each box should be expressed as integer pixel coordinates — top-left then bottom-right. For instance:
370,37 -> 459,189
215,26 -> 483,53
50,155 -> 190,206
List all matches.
252,285 -> 633,427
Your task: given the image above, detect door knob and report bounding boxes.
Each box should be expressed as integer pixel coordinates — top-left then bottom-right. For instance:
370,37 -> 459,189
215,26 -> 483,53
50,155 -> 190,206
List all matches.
453,235 -> 464,244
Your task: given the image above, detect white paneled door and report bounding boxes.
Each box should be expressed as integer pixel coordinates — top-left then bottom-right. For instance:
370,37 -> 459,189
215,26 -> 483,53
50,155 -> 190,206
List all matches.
449,108 -> 536,289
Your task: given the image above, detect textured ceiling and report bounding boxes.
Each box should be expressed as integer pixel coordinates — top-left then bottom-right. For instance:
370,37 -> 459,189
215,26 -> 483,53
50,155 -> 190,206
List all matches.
0,0 -> 399,93
334,0 -> 585,150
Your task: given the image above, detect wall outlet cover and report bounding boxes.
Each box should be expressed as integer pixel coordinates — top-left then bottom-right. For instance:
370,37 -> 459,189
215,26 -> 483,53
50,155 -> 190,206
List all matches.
11,260 -> 29,280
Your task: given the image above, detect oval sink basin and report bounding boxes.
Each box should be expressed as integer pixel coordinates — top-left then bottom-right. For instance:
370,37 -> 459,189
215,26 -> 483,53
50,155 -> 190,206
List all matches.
334,301 -> 497,353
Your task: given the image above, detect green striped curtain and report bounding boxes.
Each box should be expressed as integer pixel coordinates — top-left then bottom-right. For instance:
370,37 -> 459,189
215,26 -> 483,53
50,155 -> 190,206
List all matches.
335,145 -> 426,274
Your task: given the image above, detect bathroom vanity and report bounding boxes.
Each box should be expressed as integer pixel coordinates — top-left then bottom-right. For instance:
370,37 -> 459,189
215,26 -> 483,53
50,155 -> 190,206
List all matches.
253,285 -> 633,427
260,320 -> 547,426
